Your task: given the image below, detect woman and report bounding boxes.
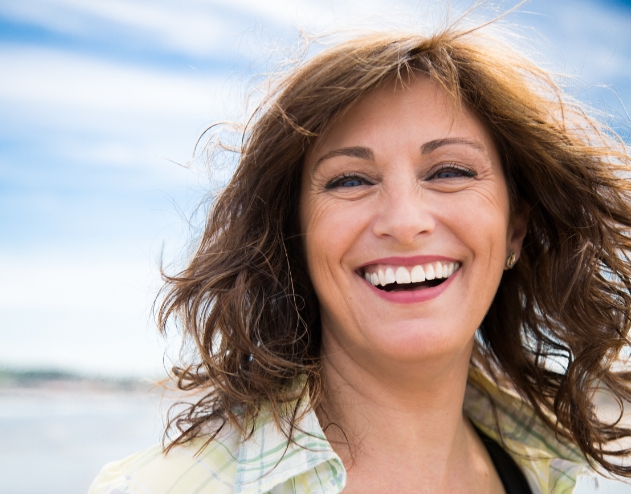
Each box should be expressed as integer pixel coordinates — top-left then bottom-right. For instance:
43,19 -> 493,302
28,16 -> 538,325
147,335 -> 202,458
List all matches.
90,20 -> 631,494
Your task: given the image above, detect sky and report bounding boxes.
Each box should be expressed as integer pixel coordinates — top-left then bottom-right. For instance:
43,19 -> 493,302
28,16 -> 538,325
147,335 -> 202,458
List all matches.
1,0 -> 631,379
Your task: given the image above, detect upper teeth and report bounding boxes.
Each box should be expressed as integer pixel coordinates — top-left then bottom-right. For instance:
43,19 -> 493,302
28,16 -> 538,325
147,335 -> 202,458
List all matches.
363,261 -> 459,287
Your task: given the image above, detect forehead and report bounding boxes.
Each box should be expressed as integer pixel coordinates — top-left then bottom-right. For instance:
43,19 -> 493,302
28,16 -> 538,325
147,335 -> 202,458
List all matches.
305,76 -> 495,165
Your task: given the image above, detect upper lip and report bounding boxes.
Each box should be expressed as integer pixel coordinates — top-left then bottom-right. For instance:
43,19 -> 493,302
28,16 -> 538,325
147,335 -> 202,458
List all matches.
357,255 -> 460,269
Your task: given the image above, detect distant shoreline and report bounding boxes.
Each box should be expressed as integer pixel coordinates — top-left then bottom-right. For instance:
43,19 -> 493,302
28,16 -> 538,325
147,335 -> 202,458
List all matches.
0,368 -> 163,392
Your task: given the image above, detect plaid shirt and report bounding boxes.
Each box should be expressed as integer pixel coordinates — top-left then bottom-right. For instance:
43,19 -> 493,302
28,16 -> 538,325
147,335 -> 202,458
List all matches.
88,370 -> 592,494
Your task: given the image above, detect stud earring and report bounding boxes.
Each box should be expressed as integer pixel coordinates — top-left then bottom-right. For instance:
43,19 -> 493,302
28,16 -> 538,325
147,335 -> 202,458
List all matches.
505,251 -> 517,270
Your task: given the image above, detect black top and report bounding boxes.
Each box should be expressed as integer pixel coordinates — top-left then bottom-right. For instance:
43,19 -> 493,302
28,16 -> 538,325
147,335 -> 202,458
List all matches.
474,425 -> 533,494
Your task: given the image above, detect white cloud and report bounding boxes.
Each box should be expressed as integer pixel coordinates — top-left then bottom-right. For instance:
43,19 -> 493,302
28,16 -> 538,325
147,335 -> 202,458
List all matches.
0,252 -> 155,312
0,46 -> 225,116
0,0 -> 458,59
0,248 -> 174,377
0,0 -> 242,58
0,44 -> 243,174
0,0 -> 361,59
514,1 -> 631,82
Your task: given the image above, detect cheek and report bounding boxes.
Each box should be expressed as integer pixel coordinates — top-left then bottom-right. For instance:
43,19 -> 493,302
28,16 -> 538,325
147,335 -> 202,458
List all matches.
303,198 -> 359,275
452,184 -> 511,242
300,196 -> 373,314
301,194 -> 333,281
448,191 -> 511,296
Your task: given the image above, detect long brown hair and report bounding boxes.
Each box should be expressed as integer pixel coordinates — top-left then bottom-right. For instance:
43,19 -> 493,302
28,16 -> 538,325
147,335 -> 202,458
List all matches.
158,20 -> 631,476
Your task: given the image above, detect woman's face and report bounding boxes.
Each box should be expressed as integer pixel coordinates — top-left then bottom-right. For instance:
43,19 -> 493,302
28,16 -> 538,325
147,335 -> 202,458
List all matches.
300,77 -> 527,368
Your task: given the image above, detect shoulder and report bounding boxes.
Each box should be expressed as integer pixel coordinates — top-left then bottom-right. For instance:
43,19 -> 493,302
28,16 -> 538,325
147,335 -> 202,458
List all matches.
88,430 -> 240,494
88,406 -> 345,494
465,369 -> 594,494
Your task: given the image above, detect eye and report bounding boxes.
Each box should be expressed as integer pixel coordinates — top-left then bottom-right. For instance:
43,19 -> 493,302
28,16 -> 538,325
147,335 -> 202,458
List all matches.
325,173 -> 372,189
427,164 -> 477,180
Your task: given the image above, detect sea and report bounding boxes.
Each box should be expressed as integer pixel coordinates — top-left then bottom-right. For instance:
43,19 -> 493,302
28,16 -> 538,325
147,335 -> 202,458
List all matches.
0,376 -> 166,494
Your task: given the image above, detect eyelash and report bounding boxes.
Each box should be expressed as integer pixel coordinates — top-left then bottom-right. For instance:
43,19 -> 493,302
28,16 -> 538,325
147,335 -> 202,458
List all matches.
325,164 -> 476,190
325,173 -> 372,190
427,164 -> 477,180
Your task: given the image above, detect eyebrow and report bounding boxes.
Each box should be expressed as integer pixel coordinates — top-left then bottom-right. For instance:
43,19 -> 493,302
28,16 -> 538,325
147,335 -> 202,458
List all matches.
421,137 -> 486,155
312,138 -> 485,170
313,146 -> 375,168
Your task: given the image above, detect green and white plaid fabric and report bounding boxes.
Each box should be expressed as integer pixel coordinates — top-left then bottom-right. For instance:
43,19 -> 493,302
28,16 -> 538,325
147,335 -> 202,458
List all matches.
89,370 -> 592,494
464,370 -> 592,494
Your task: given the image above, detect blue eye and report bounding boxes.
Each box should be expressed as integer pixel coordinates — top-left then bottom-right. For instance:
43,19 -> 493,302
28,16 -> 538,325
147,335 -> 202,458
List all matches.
325,174 -> 369,189
429,165 -> 476,180
340,178 -> 362,187
435,169 -> 464,179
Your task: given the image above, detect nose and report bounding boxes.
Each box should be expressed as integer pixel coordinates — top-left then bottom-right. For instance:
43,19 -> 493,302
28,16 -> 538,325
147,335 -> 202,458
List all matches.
372,181 -> 436,244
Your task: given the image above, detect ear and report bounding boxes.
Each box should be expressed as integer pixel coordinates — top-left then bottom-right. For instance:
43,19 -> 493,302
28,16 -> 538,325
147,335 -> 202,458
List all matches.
508,200 -> 529,260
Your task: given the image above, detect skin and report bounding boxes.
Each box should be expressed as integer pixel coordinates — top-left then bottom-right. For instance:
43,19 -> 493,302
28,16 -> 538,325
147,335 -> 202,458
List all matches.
299,76 -> 528,493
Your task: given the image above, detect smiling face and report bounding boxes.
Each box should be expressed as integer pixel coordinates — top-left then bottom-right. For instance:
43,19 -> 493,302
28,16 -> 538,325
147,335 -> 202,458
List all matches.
300,76 -> 527,370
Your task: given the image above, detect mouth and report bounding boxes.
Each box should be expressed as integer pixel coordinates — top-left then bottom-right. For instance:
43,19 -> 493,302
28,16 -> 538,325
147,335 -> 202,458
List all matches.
360,260 -> 460,292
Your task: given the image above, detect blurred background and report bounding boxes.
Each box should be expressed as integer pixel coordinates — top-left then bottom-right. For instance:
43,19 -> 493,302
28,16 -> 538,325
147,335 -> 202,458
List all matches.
1,0 -> 630,492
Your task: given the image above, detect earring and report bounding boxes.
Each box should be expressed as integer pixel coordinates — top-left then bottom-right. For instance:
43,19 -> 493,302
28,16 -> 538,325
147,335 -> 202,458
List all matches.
505,251 -> 517,270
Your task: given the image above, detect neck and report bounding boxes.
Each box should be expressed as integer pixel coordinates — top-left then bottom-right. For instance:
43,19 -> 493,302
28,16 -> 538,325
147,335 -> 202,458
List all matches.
316,336 -> 485,492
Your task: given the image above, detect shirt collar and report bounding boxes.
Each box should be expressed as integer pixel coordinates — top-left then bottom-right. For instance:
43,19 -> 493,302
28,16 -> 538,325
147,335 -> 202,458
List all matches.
234,404 -> 346,494
466,368 -> 593,493
233,370 -> 592,494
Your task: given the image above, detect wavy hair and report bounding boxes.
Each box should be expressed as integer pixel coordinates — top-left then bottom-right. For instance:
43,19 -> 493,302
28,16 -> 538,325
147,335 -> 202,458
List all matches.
158,20 -> 631,476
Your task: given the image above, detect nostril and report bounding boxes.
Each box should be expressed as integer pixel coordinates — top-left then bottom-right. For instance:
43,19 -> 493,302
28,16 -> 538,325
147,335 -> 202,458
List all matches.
371,196 -> 436,242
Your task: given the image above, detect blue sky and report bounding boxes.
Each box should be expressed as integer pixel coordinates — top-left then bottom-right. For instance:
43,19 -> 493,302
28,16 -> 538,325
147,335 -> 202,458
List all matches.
1,0 -> 630,378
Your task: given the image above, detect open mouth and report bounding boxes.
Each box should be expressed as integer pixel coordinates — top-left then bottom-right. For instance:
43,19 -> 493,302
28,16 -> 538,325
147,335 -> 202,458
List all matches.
361,260 -> 460,292
378,278 -> 445,292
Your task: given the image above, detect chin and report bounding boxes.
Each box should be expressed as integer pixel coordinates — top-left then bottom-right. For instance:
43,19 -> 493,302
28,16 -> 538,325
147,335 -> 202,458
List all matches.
361,320 -> 474,363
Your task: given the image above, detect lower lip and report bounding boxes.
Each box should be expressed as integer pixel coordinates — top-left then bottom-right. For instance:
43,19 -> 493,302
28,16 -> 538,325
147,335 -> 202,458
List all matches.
363,270 -> 458,304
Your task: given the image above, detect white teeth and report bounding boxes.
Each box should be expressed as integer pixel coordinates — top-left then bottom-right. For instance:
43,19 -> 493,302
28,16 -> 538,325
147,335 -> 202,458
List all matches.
385,268 -> 396,284
443,262 -> 451,277
411,265 -> 425,282
364,261 -> 460,287
425,264 -> 436,280
395,266 -> 411,284
378,269 -> 386,286
434,262 -> 443,278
